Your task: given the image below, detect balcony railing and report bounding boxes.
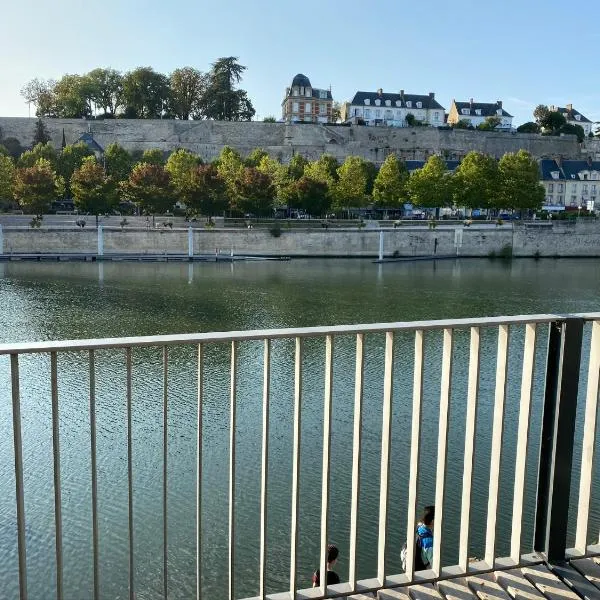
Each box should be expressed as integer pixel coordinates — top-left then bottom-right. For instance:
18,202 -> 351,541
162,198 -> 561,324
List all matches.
0,314 -> 599,600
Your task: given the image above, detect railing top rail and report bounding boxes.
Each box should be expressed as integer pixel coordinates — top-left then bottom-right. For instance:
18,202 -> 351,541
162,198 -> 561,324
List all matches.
1,313 -> 599,356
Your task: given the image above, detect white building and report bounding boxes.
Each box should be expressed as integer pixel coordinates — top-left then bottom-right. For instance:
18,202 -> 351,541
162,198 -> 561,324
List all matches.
549,104 -> 593,136
539,158 -> 600,209
447,99 -> 513,130
342,89 -> 445,127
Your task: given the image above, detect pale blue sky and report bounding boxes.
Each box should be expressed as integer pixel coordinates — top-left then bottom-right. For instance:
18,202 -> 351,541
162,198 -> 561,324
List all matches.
2,0 -> 599,127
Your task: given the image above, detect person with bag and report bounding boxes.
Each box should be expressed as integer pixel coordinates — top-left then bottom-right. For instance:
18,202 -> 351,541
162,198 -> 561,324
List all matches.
401,505 -> 434,572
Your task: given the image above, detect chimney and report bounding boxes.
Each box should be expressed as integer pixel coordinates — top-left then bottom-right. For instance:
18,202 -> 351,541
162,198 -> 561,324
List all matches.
566,103 -> 573,111
497,100 -> 502,108
429,92 -> 435,99
470,98 -> 474,107
377,88 -> 383,96
400,89 -> 404,100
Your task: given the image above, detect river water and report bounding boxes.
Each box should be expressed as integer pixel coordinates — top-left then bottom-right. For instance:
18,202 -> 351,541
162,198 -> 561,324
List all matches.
0,258 -> 599,600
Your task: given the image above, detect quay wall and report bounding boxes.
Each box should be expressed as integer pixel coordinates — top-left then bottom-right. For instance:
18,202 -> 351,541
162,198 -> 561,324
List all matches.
2,117 -> 599,163
2,222 -> 600,258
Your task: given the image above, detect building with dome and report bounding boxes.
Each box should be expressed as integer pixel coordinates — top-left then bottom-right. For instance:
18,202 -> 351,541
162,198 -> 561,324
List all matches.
282,74 -> 333,123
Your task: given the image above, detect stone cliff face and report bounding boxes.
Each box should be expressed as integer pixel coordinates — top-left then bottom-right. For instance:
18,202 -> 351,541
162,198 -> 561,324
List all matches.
1,117 -> 598,164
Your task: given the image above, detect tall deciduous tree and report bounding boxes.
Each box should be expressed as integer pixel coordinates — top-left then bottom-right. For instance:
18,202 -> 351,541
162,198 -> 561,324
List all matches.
201,57 -> 255,121
517,122 -> 541,134
406,155 -> 451,208
257,155 -> 293,207
53,74 -> 93,118
87,68 -> 124,117
13,159 -> 64,215
57,142 -> 94,195
0,154 -> 16,202
498,150 -> 544,211
122,67 -> 169,118
293,177 -> 330,216
21,79 -> 57,117
215,146 -> 244,202
188,164 -> 228,216
140,148 -> 166,166
121,163 -> 174,214
287,154 -> 308,180
169,67 -> 206,120
165,148 -> 202,204
452,151 -> 499,209
233,167 -> 274,216
245,148 -> 269,167
476,116 -> 501,131
19,142 -> 58,169
372,154 -> 408,207
71,156 -> 118,216
304,154 -> 339,187
104,143 -> 132,182
332,156 -> 370,210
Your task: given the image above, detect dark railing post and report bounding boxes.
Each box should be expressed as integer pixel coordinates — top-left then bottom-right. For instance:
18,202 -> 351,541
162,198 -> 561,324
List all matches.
534,318 -> 584,562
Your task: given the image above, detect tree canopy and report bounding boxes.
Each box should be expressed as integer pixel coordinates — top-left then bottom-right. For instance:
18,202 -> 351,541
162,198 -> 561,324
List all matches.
406,155 -> 451,208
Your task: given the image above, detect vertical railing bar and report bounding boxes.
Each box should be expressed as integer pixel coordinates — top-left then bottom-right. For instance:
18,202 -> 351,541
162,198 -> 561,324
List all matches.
289,337 -> 302,598
348,333 -> 365,588
50,352 -> 63,600
377,331 -> 394,584
432,328 -> 453,575
126,347 -> 134,600
458,327 -> 480,571
510,324 -> 537,563
229,341 -> 237,600
89,350 -> 100,600
405,329 -> 424,580
484,324 -> 510,567
163,346 -> 168,600
10,354 -> 27,600
259,339 -> 271,600
320,335 -> 334,597
196,344 -> 203,600
575,320 -> 600,553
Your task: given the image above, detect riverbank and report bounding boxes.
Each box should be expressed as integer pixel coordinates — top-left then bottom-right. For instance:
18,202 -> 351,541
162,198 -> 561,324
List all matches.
1,221 -> 600,259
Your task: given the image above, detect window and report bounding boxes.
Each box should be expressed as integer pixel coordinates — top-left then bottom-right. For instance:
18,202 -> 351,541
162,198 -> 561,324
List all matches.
319,90 -> 327,99
375,109 -> 381,118
395,100 -> 401,107
385,100 -> 391,106
375,99 -> 381,106
306,88 -> 312,97
558,195 -> 564,204
364,98 -> 370,105
433,112 -> 440,121
292,102 -> 299,112
461,108 -> 469,115
558,184 -> 564,192
365,109 -> 371,119
293,87 -> 299,96
551,171 -> 559,180
475,109 -> 481,116
572,196 -> 577,203
575,114 -> 581,121
406,101 -> 412,108
354,108 -> 359,116
583,184 -> 588,194
305,102 -> 311,112
416,101 -> 422,109
546,195 -> 553,202
299,87 -> 304,96
584,174 -> 588,180
320,103 -> 327,113
548,183 -> 554,193
592,184 -> 597,193
497,109 -> 502,116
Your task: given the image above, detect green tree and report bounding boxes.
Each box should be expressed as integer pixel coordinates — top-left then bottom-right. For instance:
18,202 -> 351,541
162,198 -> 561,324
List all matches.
121,163 -> 174,213
331,102 -> 342,123
87,68 -> 124,117
406,155 -> 452,208
498,150 -> 545,212
304,154 -> 339,188
19,142 -> 58,169
215,146 -> 244,201
452,119 -> 472,129
168,67 -> 206,120
559,123 -> 585,142
406,113 -> 417,126
287,154 -> 308,180
533,105 -> 550,126
13,159 -> 65,215
293,176 -> 330,216
165,148 -> 202,204
21,78 -> 57,117
71,156 -> 118,217
32,119 -> 51,146
233,167 -> 274,216
140,148 -> 166,166
53,74 -> 93,118
263,116 -> 276,123
0,138 -> 25,160
104,143 -> 133,182
364,160 -> 377,195
201,57 -> 255,121
372,154 -> 408,207
0,154 -> 16,202
57,142 -> 94,195
245,148 -> 269,167
453,151 -> 499,209
535,105 -> 566,132
476,116 -> 501,131
122,67 -> 169,118
332,156 -> 370,210
257,155 -> 293,207
517,122 -> 541,134
187,164 -> 229,216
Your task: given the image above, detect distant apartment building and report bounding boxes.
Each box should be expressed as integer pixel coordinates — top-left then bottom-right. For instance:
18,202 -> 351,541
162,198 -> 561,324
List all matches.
549,104 -> 593,136
447,99 -> 513,129
282,74 -> 333,123
539,158 -> 600,209
342,89 -> 445,127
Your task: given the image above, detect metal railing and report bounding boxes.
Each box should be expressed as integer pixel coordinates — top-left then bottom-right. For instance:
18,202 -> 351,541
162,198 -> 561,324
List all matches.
1,314 -> 599,600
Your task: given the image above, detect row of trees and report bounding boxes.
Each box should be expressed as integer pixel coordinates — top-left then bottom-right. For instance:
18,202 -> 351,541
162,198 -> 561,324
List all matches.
20,58 -> 255,121
515,105 -> 592,141
0,137 -> 545,217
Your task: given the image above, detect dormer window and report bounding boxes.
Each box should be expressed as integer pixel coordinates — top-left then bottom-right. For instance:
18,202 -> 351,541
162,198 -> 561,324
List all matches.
364,98 -> 370,105
395,100 -> 401,107
416,101 -> 422,109
461,108 -> 469,115
385,100 -> 391,106
550,171 -> 559,179
406,101 -> 412,108
575,114 -> 581,121
375,99 -> 381,106
475,109 -> 481,116
497,109 -> 502,116
293,87 -> 299,96
305,88 -> 312,97
319,90 -> 327,99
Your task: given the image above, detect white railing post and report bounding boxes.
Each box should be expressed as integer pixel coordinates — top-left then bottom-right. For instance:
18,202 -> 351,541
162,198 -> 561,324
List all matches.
290,337 -> 302,598
0,223 -> 4,255
229,341 -> 237,600
196,344 -> 203,600
89,350 -> 100,600
188,227 -> 194,259
259,339 -> 271,600
126,348 -> 134,600
97,225 -> 104,257
163,347 -> 169,599
379,231 -> 384,261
